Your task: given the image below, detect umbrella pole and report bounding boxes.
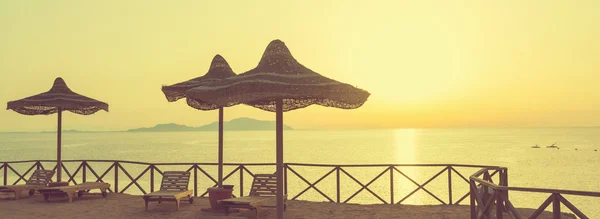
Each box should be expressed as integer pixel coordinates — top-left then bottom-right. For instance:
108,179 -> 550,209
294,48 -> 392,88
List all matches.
218,107 -> 223,188
57,108 -> 62,182
276,99 -> 284,219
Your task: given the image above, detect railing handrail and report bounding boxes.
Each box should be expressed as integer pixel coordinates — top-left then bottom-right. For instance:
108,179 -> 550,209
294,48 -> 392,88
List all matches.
0,159 -> 503,169
0,160 -> 275,166
1,159 -> 495,206
7,160 -> 597,197
286,163 -> 503,168
469,167 -> 599,219
470,172 -> 600,197
2,160 -> 598,218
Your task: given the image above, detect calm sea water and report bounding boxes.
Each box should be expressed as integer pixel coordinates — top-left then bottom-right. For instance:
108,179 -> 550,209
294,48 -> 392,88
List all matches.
1,128 -> 599,217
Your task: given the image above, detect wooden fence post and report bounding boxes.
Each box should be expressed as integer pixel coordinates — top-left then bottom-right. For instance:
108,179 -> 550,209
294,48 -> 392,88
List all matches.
82,161 -> 87,183
496,191 -> 503,219
337,166 -> 341,203
503,169 -> 508,203
553,193 -> 561,219
448,166 -> 452,205
114,162 -> 119,193
483,170 -> 491,219
150,165 -> 154,193
470,179 -> 477,219
194,164 -> 198,197
389,166 -> 394,204
239,165 -> 244,197
2,163 -> 6,186
284,164 -> 288,198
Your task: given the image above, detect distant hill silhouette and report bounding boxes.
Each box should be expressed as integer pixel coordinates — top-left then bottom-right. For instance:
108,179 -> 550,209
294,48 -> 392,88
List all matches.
126,117 -> 293,132
40,129 -> 82,133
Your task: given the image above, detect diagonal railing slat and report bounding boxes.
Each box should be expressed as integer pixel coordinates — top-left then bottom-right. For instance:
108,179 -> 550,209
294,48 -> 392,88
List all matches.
291,167 -> 336,201
11,158 -> 597,218
66,162 -> 84,185
470,166 -> 599,219
61,163 -> 77,185
199,166 -> 241,197
559,194 -> 588,219
153,166 -> 164,176
212,165 -> 240,188
450,166 -> 472,205
340,167 -> 388,204
242,165 -> 255,178
529,194 -> 554,218
287,165 -> 335,202
477,192 -> 497,219
451,166 -> 470,184
394,166 -> 447,204
184,165 -> 194,173
85,163 -> 102,182
84,162 -> 114,193
6,164 -> 26,185
455,191 -> 470,205
0,160 -> 502,205
499,192 -> 522,219
92,163 -> 116,193
471,181 -> 484,208
119,165 -> 149,194
12,163 -> 36,185
196,166 -> 218,185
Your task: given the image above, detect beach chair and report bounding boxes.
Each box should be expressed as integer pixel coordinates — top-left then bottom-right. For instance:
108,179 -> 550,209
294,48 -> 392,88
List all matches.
142,171 -> 193,211
219,174 -> 287,219
38,182 -> 110,202
0,169 -> 55,200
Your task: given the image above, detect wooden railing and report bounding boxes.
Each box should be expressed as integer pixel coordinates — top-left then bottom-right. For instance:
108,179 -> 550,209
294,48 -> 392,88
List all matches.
469,167 -> 600,219
1,160 -> 498,205
284,163 -> 498,205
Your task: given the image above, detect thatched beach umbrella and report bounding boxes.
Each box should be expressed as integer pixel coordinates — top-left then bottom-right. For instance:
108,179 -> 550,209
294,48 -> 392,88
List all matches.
186,40 -> 370,219
161,54 -> 236,188
7,77 -> 109,182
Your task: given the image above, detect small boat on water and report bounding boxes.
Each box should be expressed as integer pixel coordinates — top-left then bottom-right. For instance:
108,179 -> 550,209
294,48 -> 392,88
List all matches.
546,143 -> 559,149
531,145 -> 540,148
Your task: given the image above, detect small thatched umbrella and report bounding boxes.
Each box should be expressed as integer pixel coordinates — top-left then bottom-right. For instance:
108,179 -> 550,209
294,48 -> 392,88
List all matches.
161,54 -> 236,188
186,40 -> 370,219
7,77 -> 109,182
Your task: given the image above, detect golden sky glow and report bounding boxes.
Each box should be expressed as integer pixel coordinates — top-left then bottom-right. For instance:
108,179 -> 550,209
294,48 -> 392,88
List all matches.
1,0 -> 599,131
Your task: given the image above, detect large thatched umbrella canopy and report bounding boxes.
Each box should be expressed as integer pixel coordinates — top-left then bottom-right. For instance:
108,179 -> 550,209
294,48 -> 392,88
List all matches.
186,40 -> 369,111
162,54 -> 236,104
161,54 -> 236,188
7,77 -> 109,182
186,39 -> 370,219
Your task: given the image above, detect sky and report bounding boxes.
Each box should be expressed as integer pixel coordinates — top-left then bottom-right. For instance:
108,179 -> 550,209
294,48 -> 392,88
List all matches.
0,0 -> 599,132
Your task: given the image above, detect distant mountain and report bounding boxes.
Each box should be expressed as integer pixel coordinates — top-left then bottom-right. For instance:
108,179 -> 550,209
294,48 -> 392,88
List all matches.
40,129 -> 82,133
126,123 -> 194,132
126,117 -> 293,132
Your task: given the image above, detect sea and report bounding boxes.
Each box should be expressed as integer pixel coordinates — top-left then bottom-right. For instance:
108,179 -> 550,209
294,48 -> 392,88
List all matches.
1,128 -> 599,217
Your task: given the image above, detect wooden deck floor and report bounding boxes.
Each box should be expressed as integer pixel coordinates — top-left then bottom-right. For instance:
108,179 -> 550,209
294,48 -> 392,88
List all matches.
0,192 -> 574,219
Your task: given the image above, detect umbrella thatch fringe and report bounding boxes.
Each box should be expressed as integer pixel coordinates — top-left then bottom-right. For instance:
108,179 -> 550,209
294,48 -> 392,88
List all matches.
161,54 -> 236,102
187,81 -> 369,112
7,78 -> 108,115
185,40 -> 370,111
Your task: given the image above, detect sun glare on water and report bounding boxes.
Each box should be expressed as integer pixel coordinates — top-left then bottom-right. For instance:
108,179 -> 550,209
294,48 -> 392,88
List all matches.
394,128 -> 418,165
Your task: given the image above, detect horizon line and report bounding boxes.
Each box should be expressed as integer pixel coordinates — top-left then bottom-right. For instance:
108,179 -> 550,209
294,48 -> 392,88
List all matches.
2,125 -> 600,133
